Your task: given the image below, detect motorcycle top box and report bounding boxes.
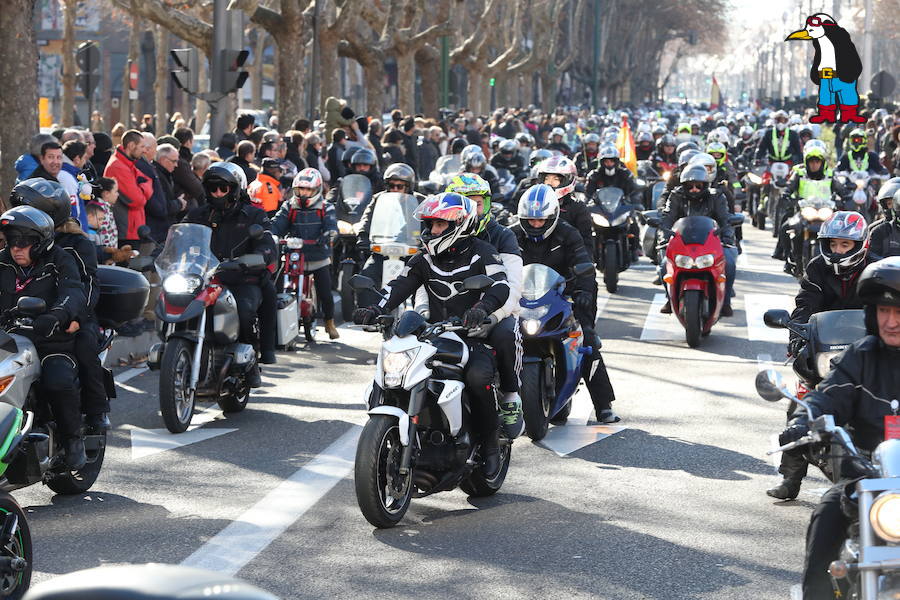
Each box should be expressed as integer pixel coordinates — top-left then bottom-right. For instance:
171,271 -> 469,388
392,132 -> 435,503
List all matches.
95,265 -> 150,328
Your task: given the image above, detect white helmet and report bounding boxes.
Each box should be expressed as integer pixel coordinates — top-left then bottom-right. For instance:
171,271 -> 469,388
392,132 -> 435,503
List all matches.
536,156 -> 577,198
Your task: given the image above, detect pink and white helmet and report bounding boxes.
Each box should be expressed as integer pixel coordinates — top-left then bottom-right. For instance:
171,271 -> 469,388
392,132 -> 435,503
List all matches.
536,155 -> 577,198
291,168 -> 324,209
817,211 -> 869,275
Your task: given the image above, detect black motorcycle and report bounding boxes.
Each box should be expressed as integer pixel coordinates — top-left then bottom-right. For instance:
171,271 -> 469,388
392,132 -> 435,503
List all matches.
334,175 -> 373,321
784,197 -> 836,278
589,187 -> 639,293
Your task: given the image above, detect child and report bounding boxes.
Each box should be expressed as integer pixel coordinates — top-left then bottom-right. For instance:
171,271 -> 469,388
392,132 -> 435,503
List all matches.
85,202 -> 104,246
92,177 -> 132,264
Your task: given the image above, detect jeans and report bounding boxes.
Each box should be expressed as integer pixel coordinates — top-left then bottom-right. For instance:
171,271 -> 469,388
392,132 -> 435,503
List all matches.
817,77 -> 859,106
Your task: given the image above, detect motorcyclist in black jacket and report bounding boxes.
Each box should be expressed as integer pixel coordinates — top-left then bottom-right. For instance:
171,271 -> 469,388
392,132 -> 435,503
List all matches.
9,179 -> 110,432
778,256 -> 900,600
546,127 -> 572,157
536,155 -> 594,252
511,185 -> 619,423
512,149 -> 554,205
767,211 -> 877,501
347,148 -> 385,194
573,133 -> 601,178
490,139 -> 526,181
650,134 -> 678,175
586,144 -> 641,261
0,206 -> 87,468
184,162 -> 277,388
869,180 -> 900,258
460,145 -> 500,199
353,192 -> 512,476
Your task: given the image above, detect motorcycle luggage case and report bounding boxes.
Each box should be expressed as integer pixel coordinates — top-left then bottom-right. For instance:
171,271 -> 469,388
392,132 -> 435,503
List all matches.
276,293 -> 299,347
95,266 -> 151,328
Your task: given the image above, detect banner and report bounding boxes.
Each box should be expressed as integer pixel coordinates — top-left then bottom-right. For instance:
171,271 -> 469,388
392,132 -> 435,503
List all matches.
710,75 -> 721,110
615,115 -> 637,175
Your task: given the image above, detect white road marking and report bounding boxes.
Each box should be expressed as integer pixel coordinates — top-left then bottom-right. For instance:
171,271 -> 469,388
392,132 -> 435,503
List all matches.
736,253 -> 750,268
115,367 -> 149,384
744,293 -> 793,342
756,353 -> 773,370
639,293 -> 683,341
180,425 -> 361,575
595,294 -> 610,320
540,424 -> 626,457
129,408 -> 232,459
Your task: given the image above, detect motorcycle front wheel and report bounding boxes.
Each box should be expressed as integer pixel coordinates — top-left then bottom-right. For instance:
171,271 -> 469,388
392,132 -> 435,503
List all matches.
683,289 -> 704,348
0,494 -> 31,599
159,338 -> 196,433
520,362 -> 549,441
354,415 -> 412,528
340,262 -> 356,323
604,244 -> 619,293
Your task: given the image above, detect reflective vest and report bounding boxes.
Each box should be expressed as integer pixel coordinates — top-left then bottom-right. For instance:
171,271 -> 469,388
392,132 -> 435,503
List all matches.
848,152 -> 870,172
771,127 -> 791,161
796,167 -> 833,199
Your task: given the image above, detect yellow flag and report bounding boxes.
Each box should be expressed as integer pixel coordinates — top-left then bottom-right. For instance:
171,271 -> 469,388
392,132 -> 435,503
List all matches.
616,115 -> 637,175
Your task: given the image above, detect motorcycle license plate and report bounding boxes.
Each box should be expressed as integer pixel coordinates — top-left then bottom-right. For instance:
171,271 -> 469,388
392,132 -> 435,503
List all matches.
380,244 -> 406,257
886,415 -> 900,440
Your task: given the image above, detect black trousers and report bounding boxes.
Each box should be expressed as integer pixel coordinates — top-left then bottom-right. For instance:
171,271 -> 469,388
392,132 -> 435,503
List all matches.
74,321 -> 109,415
803,483 -> 848,599
357,254 -> 385,309
37,347 -> 82,439
309,266 -> 334,321
487,315 -> 521,393
574,279 -> 615,414
231,281 -> 277,354
464,342 -> 500,435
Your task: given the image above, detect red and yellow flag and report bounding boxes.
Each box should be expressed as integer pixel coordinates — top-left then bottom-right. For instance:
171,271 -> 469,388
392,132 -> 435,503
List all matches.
616,114 -> 637,175
710,75 -> 721,110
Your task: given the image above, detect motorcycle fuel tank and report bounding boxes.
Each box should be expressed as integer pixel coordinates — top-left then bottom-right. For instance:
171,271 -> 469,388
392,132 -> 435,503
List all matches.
212,289 -> 240,345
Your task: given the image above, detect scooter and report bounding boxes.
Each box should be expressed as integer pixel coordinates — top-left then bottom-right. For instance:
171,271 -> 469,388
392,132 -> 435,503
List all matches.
350,275 -> 511,528
756,369 -> 899,600
147,223 -> 264,433
589,187 -> 639,293
278,237 -> 318,345
518,263 -> 594,440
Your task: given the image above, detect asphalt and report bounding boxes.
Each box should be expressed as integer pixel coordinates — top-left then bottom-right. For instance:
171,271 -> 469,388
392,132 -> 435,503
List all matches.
13,223 -> 823,600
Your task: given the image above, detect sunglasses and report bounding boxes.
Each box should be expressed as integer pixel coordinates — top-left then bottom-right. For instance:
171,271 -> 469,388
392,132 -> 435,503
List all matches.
204,182 -> 232,194
686,183 -> 705,191
387,182 -> 407,191
5,235 -> 40,249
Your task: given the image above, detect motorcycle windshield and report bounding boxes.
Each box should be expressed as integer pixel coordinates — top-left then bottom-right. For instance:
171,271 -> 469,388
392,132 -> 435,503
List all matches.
651,182 -> 666,209
369,193 -> 421,246
672,216 -> 717,245
798,197 -> 835,209
595,187 -> 624,212
809,310 -> 866,347
340,174 -> 373,215
430,155 -> 461,182
521,264 -> 565,301
154,223 -> 220,278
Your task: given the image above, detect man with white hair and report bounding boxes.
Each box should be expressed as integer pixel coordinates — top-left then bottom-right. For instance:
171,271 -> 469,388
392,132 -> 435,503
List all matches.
417,126 -> 444,180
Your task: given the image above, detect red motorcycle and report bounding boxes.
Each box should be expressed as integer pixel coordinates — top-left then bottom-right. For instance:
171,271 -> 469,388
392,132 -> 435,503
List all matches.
280,237 -> 319,343
657,215 -> 728,347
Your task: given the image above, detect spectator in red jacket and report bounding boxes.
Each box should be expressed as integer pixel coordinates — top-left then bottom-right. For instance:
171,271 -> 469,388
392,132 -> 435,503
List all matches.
103,129 -> 153,245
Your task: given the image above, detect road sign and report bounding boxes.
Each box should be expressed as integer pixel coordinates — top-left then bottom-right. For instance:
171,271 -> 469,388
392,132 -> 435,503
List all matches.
76,41 -> 100,73
871,71 -> 896,98
129,62 -> 139,91
77,73 -> 101,97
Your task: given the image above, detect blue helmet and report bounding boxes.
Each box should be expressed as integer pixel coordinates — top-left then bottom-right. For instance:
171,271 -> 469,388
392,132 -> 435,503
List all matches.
517,184 -> 560,241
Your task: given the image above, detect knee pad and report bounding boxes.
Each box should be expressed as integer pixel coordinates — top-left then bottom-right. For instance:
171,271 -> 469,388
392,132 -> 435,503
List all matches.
40,354 -> 80,394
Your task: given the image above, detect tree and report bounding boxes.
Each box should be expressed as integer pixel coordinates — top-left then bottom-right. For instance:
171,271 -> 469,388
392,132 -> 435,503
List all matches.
0,0 -> 39,201
154,25 -> 169,133
62,0 -> 78,126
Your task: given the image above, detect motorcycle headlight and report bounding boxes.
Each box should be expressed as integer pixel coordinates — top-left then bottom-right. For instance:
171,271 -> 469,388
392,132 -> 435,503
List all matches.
817,207 -> 833,220
163,273 -> 202,295
591,213 -> 610,227
801,206 -> 818,221
870,492 -> 900,543
382,349 -> 417,388
747,173 -> 762,185
662,171 -> 671,181
523,319 -> 541,336
520,305 -> 549,322
674,254 -> 695,269
635,178 -> 646,187
285,237 -> 304,249
694,253 -> 715,269
290,252 -> 301,262
815,351 -> 841,378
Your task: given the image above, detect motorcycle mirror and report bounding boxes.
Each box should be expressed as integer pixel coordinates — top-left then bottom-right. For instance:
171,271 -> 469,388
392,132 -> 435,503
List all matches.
574,182 -> 586,194
463,274 -> 494,291
248,224 -> 265,240
763,309 -> 791,329
129,256 -> 155,273
644,214 -> 661,228
348,274 -> 376,291
571,263 -> 594,278
755,369 -> 788,403
137,225 -> 153,242
16,297 -> 46,317
728,214 -> 745,227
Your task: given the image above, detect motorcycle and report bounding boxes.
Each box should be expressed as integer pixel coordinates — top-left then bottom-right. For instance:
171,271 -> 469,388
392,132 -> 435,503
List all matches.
639,181 -> 669,265
589,187 -> 639,293
756,368 -> 900,600
649,214 -> 743,347
745,160 -> 770,229
365,192 -> 421,305
147,223 -> 265,433
784,196 -> 836,278
421,154 -> 462,195
836,170 -> 883,223
762,308 -> 867,482
761,161 -> 792,236
334,175 -> 373,320
518,263 -> 595,440
350,275 -> 511,528
279,237 -> 318,345
494,167 -> 516,206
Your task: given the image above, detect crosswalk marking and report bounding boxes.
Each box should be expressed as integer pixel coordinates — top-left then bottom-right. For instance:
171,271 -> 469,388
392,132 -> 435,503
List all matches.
744,293 -> 793,342
639,293 -> 684,341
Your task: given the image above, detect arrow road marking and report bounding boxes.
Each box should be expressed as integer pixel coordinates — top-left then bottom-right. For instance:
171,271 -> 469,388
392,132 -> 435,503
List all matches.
181,425 -> 361,575
539,390 -> 626,456
745,293 -> 793,342
129,408 -> 236,459
639,293 -> 683,341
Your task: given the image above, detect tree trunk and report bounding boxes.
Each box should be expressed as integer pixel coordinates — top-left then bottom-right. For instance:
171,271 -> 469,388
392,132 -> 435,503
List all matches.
0,0 -> 39,202
274,31 -> 305,127
417,45 -> 439,117
252,28 -> 266,110
61,0 -> 77,126
540,71 -> 556,111
154,25 -> 168,134
363,61 -> 385,116
195,54 -> 208,134
467,69 -> 484,114
318,32 -> 340,114
120,13 -> 142,128
395,50 -> 416,115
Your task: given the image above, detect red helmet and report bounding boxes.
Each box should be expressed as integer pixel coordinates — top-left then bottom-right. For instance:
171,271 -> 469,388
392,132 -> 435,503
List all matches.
817,211 -> 869,275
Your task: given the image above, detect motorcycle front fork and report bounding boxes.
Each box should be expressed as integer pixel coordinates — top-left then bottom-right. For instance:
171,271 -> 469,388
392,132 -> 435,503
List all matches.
188,311 -> 207,392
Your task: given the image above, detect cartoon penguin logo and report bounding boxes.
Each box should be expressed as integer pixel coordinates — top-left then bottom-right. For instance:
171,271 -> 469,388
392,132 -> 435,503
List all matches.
786,13 -> 864,124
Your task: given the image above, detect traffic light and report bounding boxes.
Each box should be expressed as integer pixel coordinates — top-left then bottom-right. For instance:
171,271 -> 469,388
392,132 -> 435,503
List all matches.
170,48 -> 199,93
489,77 -> 496,87
219,49 -> 249,93
75,42 -> 101,98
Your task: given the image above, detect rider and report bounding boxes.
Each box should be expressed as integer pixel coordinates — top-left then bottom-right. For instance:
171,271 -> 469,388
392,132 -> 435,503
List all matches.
9,179 -> 110,433
511,185 -> 619,424
0,206 -> 87,468
869,179 -> 900,258
658,164 -> 737,316
754,110 -> 803,166
512,149 -> 553,204
573,133 -> 601,178
836,128 -> 889,177
348,148 -> 384,194
490,139 -> 526,181
459,145 -> 500,199
547,127 -> 572,157
767,211 -> 876,501
353,193 -> 512,476
445,173 -> 525,438
650,134 -> 678,175
635,131 -> 655,161
537,155 -> 594,253
585,144 -> 638,201
706,141 -> 742,207
184,162 -> 277,387
779,256 -> 900,599
271,168 -> 340,340
733,125 -> 756,158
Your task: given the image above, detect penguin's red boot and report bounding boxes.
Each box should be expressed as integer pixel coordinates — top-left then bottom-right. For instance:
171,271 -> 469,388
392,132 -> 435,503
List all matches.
839,104 -> 866,123
808,104 -> 837,123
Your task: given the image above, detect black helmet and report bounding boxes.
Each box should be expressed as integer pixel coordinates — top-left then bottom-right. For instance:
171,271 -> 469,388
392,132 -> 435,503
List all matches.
449,138 -> 468,155
382,163 -> 415,193
202,162 -> 246,210
856,257 -> 900,336
341,146 -> 361,169
876,177 -> 900,214
676,141 -> 699,159
351,148 -> 377,167
679,164 -> 709,200
499,139 -> 517,155
10,178 -> 72,228
529,148 -> 553,168
0,205 -> 56,260
657,134 -> 676,152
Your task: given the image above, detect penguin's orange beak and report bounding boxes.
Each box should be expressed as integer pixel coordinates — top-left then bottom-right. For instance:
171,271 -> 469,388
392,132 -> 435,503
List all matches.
786,29 -> 813,40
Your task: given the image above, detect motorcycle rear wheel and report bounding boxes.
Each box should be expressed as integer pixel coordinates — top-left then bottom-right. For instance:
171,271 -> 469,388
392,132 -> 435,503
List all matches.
159,338 -> 195,433
683,289 -> 703,348
217,378 -> 249,413
460,437 -> 511,497
354,415 -> 412,528
340,263 -> 355,323
0,494 -> 31,599
520,363 -> 549,441
47,431 -> 106,494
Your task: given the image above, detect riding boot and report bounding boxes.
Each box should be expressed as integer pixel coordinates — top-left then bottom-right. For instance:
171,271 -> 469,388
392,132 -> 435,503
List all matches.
247,363 -> 262,388
660,300 -> 672,314
766,478 -> 803,500
481,430 -> 501,478
64,437 -> 87,470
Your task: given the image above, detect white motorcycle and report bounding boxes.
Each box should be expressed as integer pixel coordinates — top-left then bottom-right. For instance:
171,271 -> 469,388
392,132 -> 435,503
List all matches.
351,275 -> 511,528
366,192 -> 420,297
